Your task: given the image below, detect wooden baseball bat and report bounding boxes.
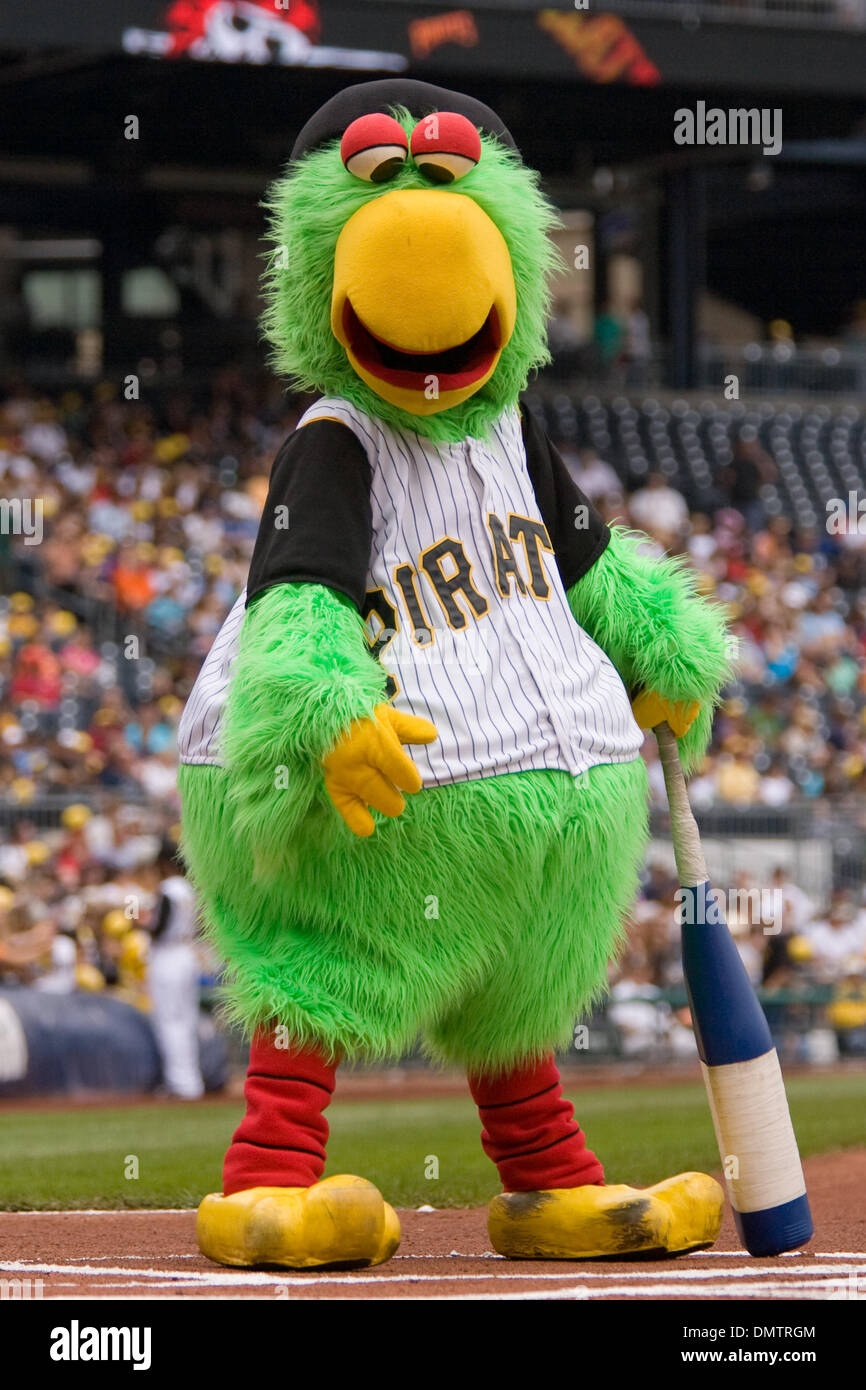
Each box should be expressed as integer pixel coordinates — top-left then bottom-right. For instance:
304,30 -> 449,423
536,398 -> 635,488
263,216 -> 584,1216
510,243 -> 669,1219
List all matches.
655,720 -> 813,1257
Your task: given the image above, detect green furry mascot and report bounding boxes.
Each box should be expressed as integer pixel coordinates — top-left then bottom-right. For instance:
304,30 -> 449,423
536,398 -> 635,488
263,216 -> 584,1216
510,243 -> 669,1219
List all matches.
181,79 -> 730,1270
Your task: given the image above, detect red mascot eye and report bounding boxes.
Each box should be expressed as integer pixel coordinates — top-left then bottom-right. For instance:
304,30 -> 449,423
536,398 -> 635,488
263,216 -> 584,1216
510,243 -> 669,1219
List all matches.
340,114 -> 409,183
410,112 -> 482,184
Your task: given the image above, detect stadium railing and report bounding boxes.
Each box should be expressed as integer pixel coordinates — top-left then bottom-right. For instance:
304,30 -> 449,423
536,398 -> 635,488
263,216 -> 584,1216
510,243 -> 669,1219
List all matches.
651,800 -> 865,903
697,342 -> 866,397
546,342 -> 866,397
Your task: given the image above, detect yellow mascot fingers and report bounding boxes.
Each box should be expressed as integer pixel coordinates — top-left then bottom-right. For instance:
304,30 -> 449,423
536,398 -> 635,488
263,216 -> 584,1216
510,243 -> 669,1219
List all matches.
631,690 -> 700,739
325,783 -> 376,838
322,703 -> 438,837
382,706 -> 440,752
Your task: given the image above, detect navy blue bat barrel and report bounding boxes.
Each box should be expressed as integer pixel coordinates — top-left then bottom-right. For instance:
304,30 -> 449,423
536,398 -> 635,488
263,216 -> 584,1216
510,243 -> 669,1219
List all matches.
680,882 -> 813,1257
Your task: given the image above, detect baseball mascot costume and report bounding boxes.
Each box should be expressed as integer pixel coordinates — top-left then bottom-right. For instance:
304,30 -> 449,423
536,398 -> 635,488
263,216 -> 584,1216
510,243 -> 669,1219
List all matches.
180,79 -> 730,1269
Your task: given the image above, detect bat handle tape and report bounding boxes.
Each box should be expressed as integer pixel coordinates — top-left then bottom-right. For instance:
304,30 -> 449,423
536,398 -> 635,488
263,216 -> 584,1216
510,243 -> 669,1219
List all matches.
654,720 -> 708,889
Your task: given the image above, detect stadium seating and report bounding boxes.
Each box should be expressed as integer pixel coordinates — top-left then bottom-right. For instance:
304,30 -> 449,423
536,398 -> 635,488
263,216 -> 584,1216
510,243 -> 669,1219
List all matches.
527,390 -> 866,529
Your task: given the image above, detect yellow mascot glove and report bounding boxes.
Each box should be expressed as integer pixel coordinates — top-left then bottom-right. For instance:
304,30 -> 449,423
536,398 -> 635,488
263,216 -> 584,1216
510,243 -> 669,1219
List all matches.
322,703 -> 438,838
631,690 -> 700,739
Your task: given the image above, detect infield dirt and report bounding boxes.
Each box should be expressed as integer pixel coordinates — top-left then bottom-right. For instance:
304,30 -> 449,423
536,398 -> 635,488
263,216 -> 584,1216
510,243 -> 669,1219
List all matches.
1,1149 -> 863,1300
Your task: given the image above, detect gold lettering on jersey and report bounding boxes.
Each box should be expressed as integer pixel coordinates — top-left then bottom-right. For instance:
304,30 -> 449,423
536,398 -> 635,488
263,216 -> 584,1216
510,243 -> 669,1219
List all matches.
362,587 -> 399,698
509,515 -> 554,600
487,513 -> 528,597
366,512 -> 555,647
419,537 -> 490,630
393,562 -> 433,645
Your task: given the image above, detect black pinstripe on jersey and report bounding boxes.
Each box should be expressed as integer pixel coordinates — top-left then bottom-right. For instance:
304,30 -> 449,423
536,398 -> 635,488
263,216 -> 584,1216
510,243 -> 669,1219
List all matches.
178,399 -> 643,781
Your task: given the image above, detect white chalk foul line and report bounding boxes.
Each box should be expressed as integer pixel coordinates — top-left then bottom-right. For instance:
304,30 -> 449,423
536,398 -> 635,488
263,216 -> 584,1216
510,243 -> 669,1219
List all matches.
0,1209 -> 195,1216
1,1259 -> 862,1290
691,1250 -> 866,1260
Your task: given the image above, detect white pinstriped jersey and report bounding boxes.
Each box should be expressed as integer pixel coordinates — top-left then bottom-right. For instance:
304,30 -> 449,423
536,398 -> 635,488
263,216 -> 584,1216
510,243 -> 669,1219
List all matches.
178,398 -> 643,784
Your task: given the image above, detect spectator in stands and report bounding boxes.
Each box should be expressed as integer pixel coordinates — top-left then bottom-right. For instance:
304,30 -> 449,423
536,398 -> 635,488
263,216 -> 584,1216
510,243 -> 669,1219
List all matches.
10,640 -> 61,707
722,435 -> 777,532
606,949 -> 671,1057
715,747 -> 761,805
622,298 -> 652,389
759,759 -> 796,807
0,896 -> 56,982
547,299 -> 581,356
627,471 -> 689,547
112,542 -> 158,613
31,925 -> 79,994
592,300 -> 623,378
804,891 -> 866,981
39,514 -> 86,590
569,446 -> 623,505
686,513 -> 717,568
0,819 -> 39,884
770,865 -> 814,933
827,970 -> 866,1057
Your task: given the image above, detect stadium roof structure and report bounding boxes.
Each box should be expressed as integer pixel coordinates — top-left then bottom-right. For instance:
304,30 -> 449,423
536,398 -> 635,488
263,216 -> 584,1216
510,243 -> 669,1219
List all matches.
2,2 -> 866,385
1,0 -> 866,94
0,9 -> 864,185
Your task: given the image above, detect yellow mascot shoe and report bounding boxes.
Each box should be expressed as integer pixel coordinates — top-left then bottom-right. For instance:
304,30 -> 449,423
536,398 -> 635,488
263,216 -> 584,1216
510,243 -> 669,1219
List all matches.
488,1171 -> 723,1260
197,1174 -> 401,1269
646,1171 -> 725,1254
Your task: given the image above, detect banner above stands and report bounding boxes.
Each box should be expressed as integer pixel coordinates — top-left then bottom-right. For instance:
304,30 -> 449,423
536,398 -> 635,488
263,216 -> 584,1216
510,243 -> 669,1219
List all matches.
1,2 -> 865,97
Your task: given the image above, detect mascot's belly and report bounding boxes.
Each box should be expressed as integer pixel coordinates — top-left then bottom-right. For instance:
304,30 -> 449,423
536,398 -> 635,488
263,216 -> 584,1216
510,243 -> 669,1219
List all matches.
179,754 -> 648,1068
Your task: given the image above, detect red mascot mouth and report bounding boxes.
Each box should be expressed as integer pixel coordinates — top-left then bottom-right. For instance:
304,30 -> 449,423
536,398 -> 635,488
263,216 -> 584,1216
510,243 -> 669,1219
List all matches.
342,300 -> 501,393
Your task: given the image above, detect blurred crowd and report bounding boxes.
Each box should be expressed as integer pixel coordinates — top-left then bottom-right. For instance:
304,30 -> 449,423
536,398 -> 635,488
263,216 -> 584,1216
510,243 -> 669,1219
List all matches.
558,443 -> 866,812
608,863 -> 866,1062
0,373 -> 286,1030
0,801 -> 215,1010
0,371 -> 294,811
2,377 -> 866,1061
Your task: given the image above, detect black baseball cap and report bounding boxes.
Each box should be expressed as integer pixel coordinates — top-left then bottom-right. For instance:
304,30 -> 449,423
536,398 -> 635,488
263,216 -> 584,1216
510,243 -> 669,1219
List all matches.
290,78 -> 517,162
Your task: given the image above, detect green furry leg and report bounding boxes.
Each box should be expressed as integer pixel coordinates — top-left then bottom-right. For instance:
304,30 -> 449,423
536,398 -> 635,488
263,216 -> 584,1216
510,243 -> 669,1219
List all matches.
179,757 -> 648,1072
424,758 -> 648,1067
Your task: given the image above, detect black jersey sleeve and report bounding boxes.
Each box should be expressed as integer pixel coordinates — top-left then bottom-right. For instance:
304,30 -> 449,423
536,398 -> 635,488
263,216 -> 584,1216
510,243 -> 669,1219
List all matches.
519,404 -> 610,589
246,418 -> 373,612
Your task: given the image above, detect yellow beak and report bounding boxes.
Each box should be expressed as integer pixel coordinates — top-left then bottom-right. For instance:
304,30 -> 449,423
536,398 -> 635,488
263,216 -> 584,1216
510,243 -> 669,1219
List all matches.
331,188 -> 516,416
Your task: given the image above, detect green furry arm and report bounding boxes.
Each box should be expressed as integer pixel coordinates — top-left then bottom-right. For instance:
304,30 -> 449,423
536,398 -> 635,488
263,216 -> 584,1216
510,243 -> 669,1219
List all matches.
221,581 -> 386,853
566,527 -> 731,773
